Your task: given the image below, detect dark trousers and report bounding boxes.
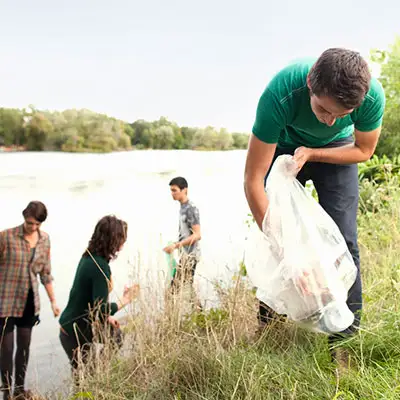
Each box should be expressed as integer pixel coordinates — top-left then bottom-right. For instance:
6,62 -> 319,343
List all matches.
0,289 -> 38,399
59,325 -> 123,372
170,253 -> 198,292
258,138 -> 362,342
59,329 -> 91,371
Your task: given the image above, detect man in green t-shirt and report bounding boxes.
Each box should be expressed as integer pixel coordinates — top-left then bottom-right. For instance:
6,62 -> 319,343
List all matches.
245,48 -> 385,369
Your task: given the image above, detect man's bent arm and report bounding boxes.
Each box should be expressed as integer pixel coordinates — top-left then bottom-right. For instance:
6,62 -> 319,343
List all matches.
244,134 -> 277,230
308,128 -> 381,164
175,225 -> 201,249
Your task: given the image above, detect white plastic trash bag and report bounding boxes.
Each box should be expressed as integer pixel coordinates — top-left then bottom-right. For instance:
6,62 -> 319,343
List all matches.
245,155 -> 357,334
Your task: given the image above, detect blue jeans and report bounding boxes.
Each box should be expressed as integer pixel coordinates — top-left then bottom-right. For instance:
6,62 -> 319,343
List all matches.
258,138 -> 362,341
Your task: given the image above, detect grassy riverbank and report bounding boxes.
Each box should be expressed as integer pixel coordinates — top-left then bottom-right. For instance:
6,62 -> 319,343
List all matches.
48,186 -> 400,400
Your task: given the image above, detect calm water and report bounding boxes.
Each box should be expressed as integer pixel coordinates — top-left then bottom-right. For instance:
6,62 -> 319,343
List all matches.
0,150 -> 251,395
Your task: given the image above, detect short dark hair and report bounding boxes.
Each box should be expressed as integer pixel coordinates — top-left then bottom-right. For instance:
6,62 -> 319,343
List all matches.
308,48 -> 371,109
169,176 -> 188,190
22,201 -> 48,223
85,215 -> 128,262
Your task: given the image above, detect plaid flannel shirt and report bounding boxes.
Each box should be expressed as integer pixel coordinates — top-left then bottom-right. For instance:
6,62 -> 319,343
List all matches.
0,225 -> 53,318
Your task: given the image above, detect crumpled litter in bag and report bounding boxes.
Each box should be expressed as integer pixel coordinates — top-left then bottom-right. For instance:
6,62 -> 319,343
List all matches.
245,155 -> 357,334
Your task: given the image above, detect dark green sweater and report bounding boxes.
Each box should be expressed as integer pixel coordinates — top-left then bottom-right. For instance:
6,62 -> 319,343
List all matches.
59,254 -> 118,343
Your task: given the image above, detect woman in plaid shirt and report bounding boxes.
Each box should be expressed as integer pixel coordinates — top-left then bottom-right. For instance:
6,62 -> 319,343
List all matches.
0,201 -> 60,400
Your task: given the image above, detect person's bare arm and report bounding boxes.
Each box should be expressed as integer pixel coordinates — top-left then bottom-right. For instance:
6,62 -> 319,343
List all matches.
294,128 -> 381,167
244,134 -> 277,230
40,240 -> 60,317
44,282 -> 60,317
163,225 -> 201,253
175,224 -> 201,249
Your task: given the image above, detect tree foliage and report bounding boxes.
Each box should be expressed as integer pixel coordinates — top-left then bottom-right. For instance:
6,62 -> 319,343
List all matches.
0,109 -> 249,152
371,36 -> 400,158
129,118 -> 247,151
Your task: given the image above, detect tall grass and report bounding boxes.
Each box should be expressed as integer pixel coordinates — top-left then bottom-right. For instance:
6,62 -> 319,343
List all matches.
54,188 -> 400,400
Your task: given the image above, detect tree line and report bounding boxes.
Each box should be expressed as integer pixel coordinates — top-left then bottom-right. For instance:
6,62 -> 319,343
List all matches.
0,108 -> 249,152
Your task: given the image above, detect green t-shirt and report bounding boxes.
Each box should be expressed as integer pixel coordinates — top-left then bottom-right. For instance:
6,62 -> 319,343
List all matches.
252,58 -> 386,148
59,254 -> 118,342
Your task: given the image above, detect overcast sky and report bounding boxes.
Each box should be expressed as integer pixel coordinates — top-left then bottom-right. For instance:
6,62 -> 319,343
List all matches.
1,0 -> 399,132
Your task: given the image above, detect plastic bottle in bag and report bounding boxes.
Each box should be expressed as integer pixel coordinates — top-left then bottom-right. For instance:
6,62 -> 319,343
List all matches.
245,155 -> 357,334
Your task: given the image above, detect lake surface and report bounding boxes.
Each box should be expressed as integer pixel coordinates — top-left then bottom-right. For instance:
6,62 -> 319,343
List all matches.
0,150 -> 252,396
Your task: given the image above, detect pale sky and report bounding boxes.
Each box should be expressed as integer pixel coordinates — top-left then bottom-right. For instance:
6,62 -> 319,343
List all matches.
0,0 -> 399,132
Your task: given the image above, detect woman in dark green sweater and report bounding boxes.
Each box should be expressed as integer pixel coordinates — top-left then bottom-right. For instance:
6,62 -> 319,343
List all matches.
59,215 -> 139,371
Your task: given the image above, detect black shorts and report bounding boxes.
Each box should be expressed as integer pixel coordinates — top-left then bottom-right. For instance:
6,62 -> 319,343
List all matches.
0,289 -> 40,334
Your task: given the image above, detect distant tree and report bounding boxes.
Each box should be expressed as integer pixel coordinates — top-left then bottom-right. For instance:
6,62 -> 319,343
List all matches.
0,108 -> 25,146
371,36 -> 400,158
232,132 -> 249,149
24,113 -> 53,151
131,119 -> 155,148
193,126 -> 218,149
173,130 -> 185,149
181,126 -> 197,149
215,128 -> 234,150
154,125 -> 175,149
124,124 -> 135,142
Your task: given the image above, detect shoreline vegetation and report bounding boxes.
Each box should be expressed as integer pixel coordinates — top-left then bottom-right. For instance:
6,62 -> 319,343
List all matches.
48,174 -> 400,399
0,108 -> 250,154
0,144 -> 247,153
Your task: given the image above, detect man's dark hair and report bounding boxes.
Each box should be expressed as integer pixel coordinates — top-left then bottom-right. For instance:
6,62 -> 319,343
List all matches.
22,201 -> 48,223
169,176 -> 188,190
85,215 -> 128,262
308,48 -> 371,109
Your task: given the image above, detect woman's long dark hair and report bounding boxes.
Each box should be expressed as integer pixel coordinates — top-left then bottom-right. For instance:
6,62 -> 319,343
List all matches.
84,215 -> 128,262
